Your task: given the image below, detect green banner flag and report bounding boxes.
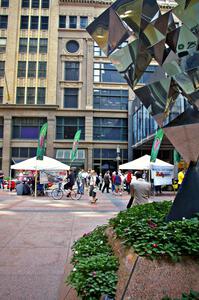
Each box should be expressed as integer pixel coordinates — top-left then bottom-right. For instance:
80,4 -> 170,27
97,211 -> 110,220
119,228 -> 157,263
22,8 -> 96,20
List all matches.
173,149 -> 181,164
150,128 -> 164,162
70,130 -> 81,162
36,122 -> 48,160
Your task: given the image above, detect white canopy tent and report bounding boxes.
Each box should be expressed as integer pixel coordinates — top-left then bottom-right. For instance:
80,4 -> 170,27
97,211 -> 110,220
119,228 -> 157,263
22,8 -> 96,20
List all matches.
119,154 -> 173,170
11,156 -> 70,171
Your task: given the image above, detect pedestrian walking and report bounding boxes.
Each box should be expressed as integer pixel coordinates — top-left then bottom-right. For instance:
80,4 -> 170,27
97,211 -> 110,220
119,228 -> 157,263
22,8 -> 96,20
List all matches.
0,170 -> 4,189
102,171 -> 110,193
89,170 -> 98,204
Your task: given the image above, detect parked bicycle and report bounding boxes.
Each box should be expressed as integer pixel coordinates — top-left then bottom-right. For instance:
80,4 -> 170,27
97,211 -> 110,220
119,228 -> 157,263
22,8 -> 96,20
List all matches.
51,182 -> 82,200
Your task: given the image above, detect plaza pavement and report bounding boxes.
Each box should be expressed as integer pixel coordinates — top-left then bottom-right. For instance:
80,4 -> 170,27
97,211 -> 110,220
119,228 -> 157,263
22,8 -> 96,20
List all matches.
0,188 -> 175,300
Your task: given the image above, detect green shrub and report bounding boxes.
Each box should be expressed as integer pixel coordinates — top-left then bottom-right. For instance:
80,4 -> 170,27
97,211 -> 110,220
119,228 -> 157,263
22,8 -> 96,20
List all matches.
109,201 -> 199,262
67,225 -> 119,300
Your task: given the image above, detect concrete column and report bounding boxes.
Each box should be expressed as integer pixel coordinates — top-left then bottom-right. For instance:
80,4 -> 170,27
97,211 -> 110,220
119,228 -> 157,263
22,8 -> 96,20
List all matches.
2,116 -> 12,176
87,147 -> 93,170
86,39 -> 94,109
85,115 -> 93,142
46,117 -> 55,158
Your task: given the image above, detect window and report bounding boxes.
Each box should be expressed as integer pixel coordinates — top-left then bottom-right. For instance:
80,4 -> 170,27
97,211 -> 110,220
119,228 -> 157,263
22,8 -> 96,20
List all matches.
39,38 -> 48,53
21,0 -> 29,8
59,15 -> 66,28
41,0 -> 49,8
0,87 -> 3,103
69,16 -> 77,28
93,42 -> 106,57
28,61 -> 36,77
26,87 -> 35,104
80,16 -> 88,29
32,0 -> 39,8
93,118 -> 128,141
0,117 -> 3,138
0,38 -> 6,52
20,16 -> 29,29
56,117 -> 85,140
93,63 -> 125,83
12,147 -> 37,158
93,89 -> 128,110
12,117 -> 46,139
16,87 -> 25,104
1,0 -> 9,8
29,38 -> 37,53
139,65 -> 158,84
19,38 -> 28,53
0,15 -> 8,29
64,62 -> 79,81
38,61 -> 46,78
56,149 -> 85,163
66,40 -> 79,53
40,16 -> 48,30
17,61 -> 26,77
64,88 -> 78,108
0,61 -> 5,77
30,16 -> 39,29
37,87 -> 45,104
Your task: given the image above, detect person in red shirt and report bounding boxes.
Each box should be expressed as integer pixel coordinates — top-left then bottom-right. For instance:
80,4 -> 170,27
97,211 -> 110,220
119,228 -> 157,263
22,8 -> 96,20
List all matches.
126,171 -> 132,194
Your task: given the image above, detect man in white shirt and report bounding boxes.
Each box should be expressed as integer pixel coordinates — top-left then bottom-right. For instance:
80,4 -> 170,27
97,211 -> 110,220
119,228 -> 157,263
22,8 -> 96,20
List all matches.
126,171 -> 151,208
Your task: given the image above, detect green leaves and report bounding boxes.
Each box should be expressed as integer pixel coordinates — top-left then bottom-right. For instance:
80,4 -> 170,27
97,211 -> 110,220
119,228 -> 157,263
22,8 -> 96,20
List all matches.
162,289 -> 199,299
109,201 -> 199,262
67,226 -> 118,299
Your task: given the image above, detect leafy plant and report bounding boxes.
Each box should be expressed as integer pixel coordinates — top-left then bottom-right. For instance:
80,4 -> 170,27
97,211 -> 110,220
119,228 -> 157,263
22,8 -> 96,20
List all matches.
109,201 -> 199,261
67,226 -> 119,300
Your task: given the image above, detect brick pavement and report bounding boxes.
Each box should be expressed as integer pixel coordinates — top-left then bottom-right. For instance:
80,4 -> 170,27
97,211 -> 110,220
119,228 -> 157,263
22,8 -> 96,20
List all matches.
0,188 -> 174,300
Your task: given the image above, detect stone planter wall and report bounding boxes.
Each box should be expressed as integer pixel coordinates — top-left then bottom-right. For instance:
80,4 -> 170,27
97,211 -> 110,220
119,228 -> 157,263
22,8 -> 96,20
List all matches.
106,227 -> 199,300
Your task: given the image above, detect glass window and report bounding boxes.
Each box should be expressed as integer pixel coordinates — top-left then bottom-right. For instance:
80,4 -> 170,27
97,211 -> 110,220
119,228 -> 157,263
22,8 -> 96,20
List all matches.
69,16 -> 77,29
0,87 -> 3,103
27,87 -> 35,104
0,37 -> 6,52
0,61 -> 5,78
19,38 -> 28,53
1,0 -> 9,8
28,61 -> 36,77
20,16 -> 29,29
12,147 -> 37,158
32,0 -> 39,8
30,16 -> 39,29
64,62 -> 79,81
59,15 -> 66,28
93,42 -> 106,57
93,63 -> 125,83
93,89 -> 128,110
12,117 -> 46,139
93,118 -> 128,141
66,40 -> 79,53
56,117 -> 85,140
29,38 -> 37,53
40,16 -> 48,30
41,0 -> 49,8
0,117 -> 3,138
17,61 -> 26,77
64,88 -> 78,108
38,61 -> 46,78
0,15 -> 8,29
22,0 -> 29,8
16,87 -> 25,104
139,65 -> 158,84
80,16 -> 88,29
37,87 -> 45,104
39,38 -> 48,53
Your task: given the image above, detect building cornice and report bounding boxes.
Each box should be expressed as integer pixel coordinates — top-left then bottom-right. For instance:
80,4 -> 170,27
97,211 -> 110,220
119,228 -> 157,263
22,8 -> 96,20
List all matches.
0,104 -> 59,110
59,0 -> 113,4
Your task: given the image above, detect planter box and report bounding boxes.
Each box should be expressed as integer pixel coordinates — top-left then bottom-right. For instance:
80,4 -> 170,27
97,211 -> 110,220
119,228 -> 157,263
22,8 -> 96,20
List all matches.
106,227 -> 199,300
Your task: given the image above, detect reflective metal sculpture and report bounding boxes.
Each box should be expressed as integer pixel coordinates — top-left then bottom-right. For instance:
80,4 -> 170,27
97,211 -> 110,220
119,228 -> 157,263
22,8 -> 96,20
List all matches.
87,0 -> 199,221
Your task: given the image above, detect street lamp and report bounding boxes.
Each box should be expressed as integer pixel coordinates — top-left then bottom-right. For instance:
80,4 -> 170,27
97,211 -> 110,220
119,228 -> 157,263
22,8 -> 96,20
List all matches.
116,145 -> 121,171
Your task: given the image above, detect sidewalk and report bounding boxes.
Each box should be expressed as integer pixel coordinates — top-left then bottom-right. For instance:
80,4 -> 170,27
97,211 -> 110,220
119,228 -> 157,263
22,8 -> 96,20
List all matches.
0,189 -> 174,300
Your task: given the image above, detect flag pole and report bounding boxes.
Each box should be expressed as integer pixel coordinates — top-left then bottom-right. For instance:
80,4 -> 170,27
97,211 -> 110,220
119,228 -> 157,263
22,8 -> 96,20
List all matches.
5,73 -> 11,103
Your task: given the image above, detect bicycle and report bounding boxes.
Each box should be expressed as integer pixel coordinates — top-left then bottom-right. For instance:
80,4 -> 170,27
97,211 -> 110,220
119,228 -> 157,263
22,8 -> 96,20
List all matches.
51,182 -> 82,200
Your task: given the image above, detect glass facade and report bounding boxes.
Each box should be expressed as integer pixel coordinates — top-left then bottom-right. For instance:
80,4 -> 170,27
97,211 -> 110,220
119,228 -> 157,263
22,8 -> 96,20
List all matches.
93,118 -> 128,141
64,62 -> 79,81
56,117 -> 85,140
93,89 -> 128,110
12,147 -> 37,160
64,88 -> 78,108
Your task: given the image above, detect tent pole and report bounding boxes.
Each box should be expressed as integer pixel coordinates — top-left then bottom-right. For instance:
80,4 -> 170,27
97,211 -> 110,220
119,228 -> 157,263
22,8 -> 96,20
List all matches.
35,170 -> 37,198
9,168 -> 11,191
